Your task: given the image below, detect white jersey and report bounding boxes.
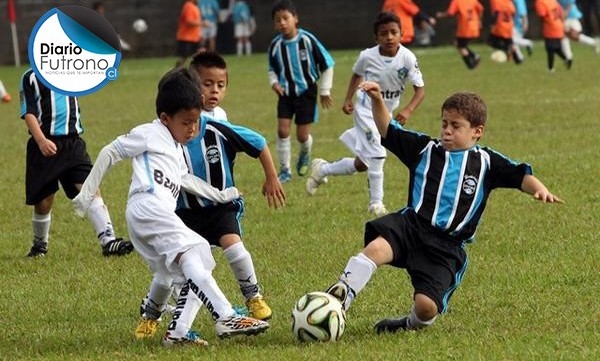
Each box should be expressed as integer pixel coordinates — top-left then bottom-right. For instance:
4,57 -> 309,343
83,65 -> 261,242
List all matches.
113,119 -> 188,211
202,106 -> 228,122
341,45 -> 424,163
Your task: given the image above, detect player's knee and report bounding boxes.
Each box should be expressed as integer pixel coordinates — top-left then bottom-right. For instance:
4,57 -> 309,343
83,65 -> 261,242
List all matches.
414,293 -> 439,320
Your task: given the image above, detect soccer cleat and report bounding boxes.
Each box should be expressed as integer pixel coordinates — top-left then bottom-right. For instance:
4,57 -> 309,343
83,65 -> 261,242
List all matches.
368,203 -> 389,217
565,59 -> 573,70
374,317 -> 409,334
215,315 -> 269,338
162,330 -> 208,347
102,238 -> 134,257
26,240 -> 48,257
246,296 -> 272,320
305,158 -> 328,196
526,45 -> 533,57
134,317 -> 160,339
296,151 -> 310,176
278,168 -> 292,183
326,282 -> 353,311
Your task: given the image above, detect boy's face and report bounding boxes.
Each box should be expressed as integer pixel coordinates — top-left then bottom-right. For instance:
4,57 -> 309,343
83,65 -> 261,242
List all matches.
440,109 -> 484,151
197,66 -> 227,111
273,10 -> 299,39
161,108 -> 201,145
375,22 -> 402,57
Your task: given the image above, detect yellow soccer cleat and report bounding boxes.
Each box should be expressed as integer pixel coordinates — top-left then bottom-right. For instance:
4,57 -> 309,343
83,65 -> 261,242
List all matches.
134,318 -> 159,339
246,296 -> 272,320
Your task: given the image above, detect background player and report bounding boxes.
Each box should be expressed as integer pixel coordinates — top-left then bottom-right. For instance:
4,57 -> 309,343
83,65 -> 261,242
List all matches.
559,0 -> 600,58
199,0 -> 221,53
512,0 -> 534,58
326,81 -> 563,334
268,0 -> 335,183
306,11 -> 425,217
536,0 -> 571,71
19,68 -> 132,257
73,68 -> 269,346
437,0 -> 485,69
487,0 -> 523,64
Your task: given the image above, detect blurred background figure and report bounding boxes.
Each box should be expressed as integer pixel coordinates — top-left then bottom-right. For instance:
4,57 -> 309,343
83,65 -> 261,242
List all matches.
413,13 -> 437,47
0,80 -> 11,103
231,0 -> 255,56
199,0 -> 221,52
382,0 -> 436,46
513,0 -> 534,58
92,1 -> 131,51
559,0 -> 600,56
175,0 -> 202,67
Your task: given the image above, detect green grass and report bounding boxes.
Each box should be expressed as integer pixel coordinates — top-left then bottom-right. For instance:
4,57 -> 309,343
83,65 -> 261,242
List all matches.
0,43 -> 598,361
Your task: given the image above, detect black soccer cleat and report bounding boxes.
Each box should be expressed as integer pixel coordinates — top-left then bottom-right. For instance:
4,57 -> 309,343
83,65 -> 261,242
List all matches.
374,317 -> 409,334
27,240 -> 48,257
102,238 -> 134,257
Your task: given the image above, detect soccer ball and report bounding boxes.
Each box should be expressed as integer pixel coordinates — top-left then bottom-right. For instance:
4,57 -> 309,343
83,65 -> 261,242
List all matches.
490,50 -> 508,63
132,18 -> 148,33
292,291 -> 346,342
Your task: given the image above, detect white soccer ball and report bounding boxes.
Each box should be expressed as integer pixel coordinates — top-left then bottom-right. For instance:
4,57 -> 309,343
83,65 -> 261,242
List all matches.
132,18 -> 148,33
292,291 -> 346,342
490,50 -> 507,63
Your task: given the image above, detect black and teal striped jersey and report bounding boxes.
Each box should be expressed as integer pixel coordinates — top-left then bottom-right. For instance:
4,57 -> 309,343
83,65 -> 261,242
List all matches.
383,120 -> 532,243
19,69 -> 83,137
267,28 -> 335,97
178,117 -> 266,209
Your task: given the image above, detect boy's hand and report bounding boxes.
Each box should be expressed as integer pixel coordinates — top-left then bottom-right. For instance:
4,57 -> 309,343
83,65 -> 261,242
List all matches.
37,138 -> 57,156
342,99 -> 354,114
359,81 -> 382,99
533,190 -> 564,204
394,111 -> 409,125
262,177 -> 286,209
320,95 -> 333,109
272,83 -> 284,96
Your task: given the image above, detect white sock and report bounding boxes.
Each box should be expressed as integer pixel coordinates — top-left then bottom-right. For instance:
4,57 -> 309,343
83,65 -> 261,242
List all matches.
339,253 -> 377,309
32,211 -> 51,244
299,134 -> 313,155
367,157 -> 385,205
407,305 -> 437,330
86,196 -> 115,245
0,81 -> 7,98
578,33 -> 596,46
244,41 -> 252,55
237,41 -> 243,56
276,136 -> 291,171
321,157 -> 357,177
561,37 -> 573,60
223,242 -> 260,299
143,273 -> 174,319
179,248 -> 235,321
166,281 -> 203,338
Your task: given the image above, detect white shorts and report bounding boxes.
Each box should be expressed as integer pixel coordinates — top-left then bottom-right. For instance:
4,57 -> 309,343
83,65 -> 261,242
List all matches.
126,193 -> 215,278
234,22 -> 251,38
564,18 -> 582,33
339,126 -> 386,167
202,20 -> 217,39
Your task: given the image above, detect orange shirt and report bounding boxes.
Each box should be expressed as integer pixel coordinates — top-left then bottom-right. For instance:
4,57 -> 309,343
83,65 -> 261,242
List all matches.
446,0 -> 484,38
176,1 -> 201,42
382,0 -> 420,43
490,0 -> 515,38
535,0 -> 564,39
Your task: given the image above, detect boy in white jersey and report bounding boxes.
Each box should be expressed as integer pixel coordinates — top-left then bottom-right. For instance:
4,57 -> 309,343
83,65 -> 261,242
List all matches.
72,68 -> 269,346
306,11 -> 425,217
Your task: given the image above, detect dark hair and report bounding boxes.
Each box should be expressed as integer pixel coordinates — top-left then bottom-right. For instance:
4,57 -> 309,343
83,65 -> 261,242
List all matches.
189,51 -> 228,79
92,1 -> 103,12
442,92 -> 487,127
156,68 -> 202,117
373,11 -> 401,35
272,0 -> 297,19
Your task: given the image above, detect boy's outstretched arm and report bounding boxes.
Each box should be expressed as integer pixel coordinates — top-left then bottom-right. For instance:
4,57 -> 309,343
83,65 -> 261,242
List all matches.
360,81 -> 392,137
395,85 -> 425,125
259,147 -> 286,208
521,174 -> 564,204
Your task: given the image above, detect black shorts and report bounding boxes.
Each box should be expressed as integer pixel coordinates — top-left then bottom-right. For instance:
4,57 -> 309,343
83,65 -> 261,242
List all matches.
175,198 -> 244,247
364,208 -> 468,314
277,85 -> 318,125
176,40 -> 200,57
487,34 -> 513,52
25,136 -> 92,205
456,37 -> 476,48
544,38 -> 562,52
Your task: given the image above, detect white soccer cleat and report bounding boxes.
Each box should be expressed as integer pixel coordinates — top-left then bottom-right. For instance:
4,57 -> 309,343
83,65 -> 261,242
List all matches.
305,158 -> 328,195
368,202 -> 388,217
215,315 -> 270,338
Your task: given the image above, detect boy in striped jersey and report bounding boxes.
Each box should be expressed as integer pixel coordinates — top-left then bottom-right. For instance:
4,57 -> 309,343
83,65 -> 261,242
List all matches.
19,69 -> 133,257
327,81 -> 563,333
268,0 -> 335,182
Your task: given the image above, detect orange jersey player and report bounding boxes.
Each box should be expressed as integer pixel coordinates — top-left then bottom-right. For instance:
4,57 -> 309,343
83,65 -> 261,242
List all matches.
487,0 -> 523,64
437,0 -> 484,69
535,0 -> 570,71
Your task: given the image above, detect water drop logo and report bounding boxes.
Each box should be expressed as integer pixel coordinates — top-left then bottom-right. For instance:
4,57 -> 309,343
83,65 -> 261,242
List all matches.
28,5 -> 121,96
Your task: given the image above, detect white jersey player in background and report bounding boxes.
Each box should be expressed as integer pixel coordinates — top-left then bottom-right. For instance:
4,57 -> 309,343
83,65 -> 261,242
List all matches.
306,11 -> 425,217
72,68 -> 269,347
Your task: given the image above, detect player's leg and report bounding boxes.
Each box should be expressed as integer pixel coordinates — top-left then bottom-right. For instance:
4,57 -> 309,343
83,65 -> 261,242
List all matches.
162,281 -> 207,346
136,271 -> 174,339
367,157 -> 387,216
296,123 -> 312,176
306,156 -> 364,196
374,294 -> 438,333
295,89 -> 318,176
276,117 -> 293,182
0,80 -> 11,102
28,194 -> 54,257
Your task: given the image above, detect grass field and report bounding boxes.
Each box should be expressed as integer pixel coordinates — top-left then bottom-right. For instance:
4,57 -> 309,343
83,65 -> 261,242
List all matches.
0,43 -> 598,361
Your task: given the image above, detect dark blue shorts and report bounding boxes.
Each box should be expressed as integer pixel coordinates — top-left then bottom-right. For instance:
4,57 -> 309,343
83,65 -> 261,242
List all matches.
277,85 -> 318,125
364,208 -> 468,314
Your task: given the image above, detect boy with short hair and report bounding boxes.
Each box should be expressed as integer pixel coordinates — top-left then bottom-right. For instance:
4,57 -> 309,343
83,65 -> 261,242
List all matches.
19,68 -> 133,257
326,81 -> 563,333
73,68 -> 269,346
268,0 -> 335,182
437,0 -> 485,69
306,11 -> 425,217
